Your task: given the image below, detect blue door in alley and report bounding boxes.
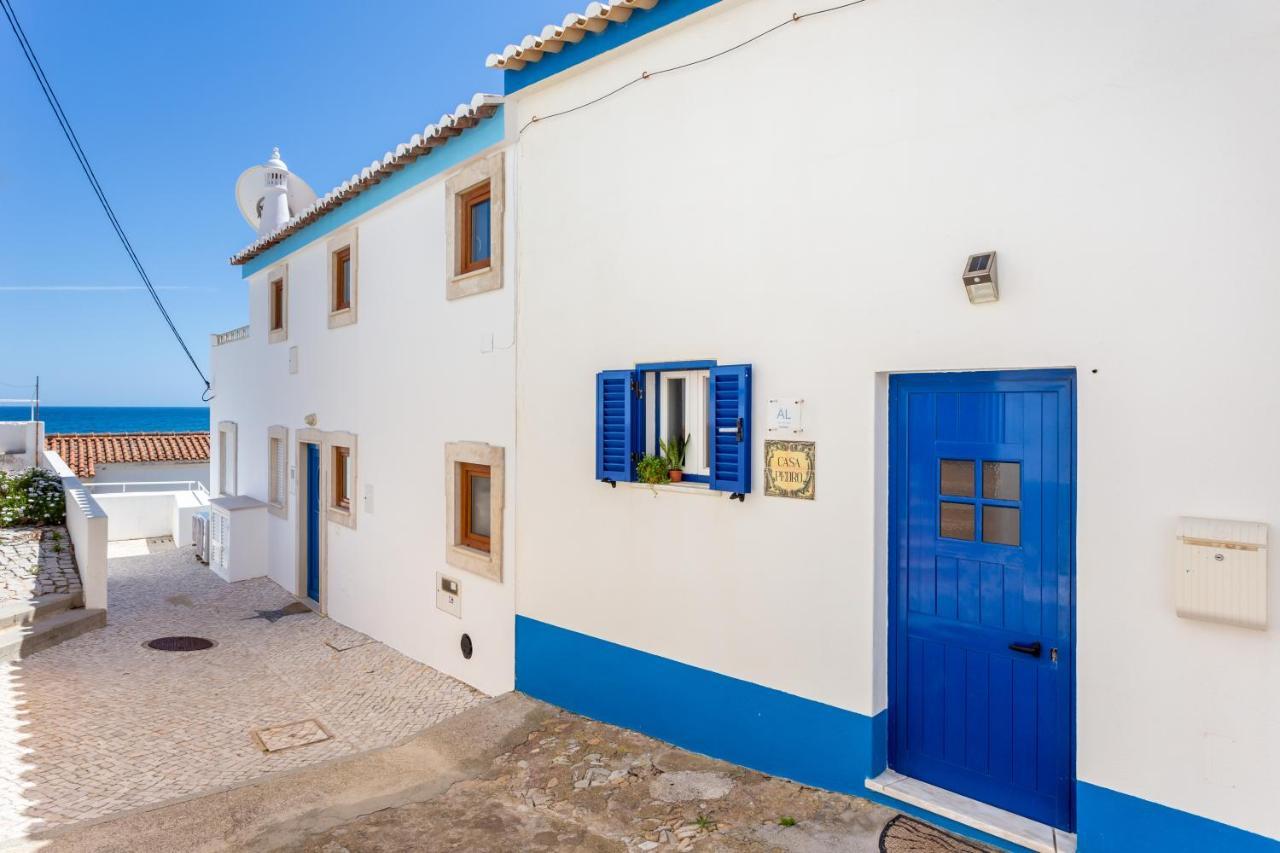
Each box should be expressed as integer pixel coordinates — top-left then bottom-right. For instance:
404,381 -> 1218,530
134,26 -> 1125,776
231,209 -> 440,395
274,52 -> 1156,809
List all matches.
889,370 -> 1075,831
305,442 -> 321,603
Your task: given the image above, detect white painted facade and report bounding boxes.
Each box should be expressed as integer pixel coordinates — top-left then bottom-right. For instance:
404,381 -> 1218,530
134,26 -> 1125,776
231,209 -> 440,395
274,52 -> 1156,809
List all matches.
211,135 -> 518,696
86,461 -> 209,489
506,0 -> 1280,845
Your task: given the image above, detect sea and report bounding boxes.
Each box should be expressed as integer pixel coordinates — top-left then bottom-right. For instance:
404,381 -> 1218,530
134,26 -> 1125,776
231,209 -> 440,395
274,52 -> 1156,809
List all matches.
0,406 -> 210,434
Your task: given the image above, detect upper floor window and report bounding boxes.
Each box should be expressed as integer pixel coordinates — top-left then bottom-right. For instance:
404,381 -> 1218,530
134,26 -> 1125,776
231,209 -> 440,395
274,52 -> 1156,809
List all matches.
268,270 -> 288,344
327,232 -> 358,328
459,182 -> 492,274
333,247 -> 352,312
445,152 -> 504,301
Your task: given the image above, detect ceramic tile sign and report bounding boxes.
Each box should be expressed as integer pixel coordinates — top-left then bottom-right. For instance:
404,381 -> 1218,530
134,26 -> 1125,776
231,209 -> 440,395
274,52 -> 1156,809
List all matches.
764,440 -> 816,500
767,398 -> 804,434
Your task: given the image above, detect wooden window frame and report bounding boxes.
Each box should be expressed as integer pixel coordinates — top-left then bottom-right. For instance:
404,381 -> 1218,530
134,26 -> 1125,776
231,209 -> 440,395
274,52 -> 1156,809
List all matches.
332,246 -> 352,313
457,462 -> 491,553
269,278 -> 285,332
332,445 -> 351,511
458,181 -> 492,276
444,441 -> 504,581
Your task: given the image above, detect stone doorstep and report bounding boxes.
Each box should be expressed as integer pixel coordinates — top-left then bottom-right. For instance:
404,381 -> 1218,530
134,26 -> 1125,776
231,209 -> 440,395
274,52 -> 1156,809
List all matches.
865,769 -> 1077,853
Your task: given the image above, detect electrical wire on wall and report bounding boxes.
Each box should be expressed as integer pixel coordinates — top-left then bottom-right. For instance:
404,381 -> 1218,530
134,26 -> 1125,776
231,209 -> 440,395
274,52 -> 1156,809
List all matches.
519,0 -> 871,134
1,0 -> 213,401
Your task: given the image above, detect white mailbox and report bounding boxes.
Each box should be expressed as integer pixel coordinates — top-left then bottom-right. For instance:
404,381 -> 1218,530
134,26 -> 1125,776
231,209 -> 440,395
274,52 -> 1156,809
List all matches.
1175,517 -> 1268,630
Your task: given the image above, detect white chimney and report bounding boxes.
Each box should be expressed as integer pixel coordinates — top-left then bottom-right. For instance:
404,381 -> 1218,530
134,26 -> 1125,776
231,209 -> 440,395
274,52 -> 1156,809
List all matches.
258,147 -> 292,237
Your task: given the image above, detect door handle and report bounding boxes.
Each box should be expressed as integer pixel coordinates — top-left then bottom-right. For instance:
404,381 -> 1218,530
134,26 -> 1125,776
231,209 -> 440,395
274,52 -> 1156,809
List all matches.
1009,641 -> 1042,657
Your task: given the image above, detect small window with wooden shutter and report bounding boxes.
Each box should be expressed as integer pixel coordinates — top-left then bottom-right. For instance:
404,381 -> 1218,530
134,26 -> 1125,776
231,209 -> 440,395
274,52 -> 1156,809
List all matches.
266,426 -> 288,517
594,362 -> 752,497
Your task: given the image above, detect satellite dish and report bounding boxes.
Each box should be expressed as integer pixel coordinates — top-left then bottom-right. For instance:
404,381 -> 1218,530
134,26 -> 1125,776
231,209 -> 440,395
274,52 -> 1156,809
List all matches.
234,164 -> 318,232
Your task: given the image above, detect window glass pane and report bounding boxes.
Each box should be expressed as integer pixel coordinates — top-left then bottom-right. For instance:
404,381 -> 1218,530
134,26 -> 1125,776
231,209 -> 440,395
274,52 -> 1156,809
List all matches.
983,505 -> 1020,546
340,258 -> 352,307
983,461 -> 1020,501
665,377 -> 686,447
939,502 -> 975,540
469,198 -> 491,264
939,460 -> 975,496
469,473 -> 491,538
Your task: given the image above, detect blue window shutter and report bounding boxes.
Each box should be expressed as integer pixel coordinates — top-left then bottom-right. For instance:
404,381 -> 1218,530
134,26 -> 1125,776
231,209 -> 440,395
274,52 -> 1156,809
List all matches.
596,369 -> 638,482
710,364 -> 751,495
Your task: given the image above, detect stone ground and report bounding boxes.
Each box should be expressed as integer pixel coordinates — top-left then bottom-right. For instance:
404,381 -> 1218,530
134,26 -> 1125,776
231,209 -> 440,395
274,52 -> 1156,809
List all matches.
0,538 -> 486,843
0,527 -> 81,601
25,695 -> 989,853
293,708 -> 990,853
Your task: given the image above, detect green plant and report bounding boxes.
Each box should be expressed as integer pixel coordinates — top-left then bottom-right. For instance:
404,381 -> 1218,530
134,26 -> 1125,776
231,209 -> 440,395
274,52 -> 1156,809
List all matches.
636,454 -> 670,485
695,814 -> 716,831
778,816 -> 797,828
51,530 -> 62,542
52,542 -> 63,553
0,467 -> 65,528
659,433 -> 689,471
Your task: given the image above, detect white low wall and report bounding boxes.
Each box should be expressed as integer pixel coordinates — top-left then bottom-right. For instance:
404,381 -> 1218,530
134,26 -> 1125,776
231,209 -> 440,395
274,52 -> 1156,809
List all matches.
0,421 -> 44,472
90,489 -> 209,542
42,449 -> 108,611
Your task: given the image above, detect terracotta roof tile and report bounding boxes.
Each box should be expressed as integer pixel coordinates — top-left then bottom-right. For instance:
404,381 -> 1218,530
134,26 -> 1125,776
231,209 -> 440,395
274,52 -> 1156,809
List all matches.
45,432 -> 210,480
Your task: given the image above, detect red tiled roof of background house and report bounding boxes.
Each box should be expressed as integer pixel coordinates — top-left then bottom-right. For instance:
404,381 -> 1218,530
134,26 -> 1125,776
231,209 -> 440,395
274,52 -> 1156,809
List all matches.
45,432 -> 210,479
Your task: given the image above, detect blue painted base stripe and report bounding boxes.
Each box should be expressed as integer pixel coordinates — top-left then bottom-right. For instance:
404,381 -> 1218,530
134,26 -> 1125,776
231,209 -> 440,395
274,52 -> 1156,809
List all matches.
516,615 -> 881,791
1077,782 -> 1279,853
516,616 -> 1276,853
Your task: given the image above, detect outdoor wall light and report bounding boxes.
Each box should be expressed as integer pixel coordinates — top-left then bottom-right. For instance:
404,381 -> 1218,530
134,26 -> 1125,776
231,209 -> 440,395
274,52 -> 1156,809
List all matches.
962,251 -> 999,304
304,413 -> 317,426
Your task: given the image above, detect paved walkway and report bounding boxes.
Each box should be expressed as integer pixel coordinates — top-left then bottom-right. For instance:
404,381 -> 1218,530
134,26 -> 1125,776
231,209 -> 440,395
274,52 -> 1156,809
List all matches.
0,527 -> 81,602
27,694 -> 988,853
0,539 -> 486,842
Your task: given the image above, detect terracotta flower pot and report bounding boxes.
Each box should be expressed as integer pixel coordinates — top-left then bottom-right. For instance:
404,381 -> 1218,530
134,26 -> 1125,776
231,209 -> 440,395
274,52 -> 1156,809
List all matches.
668,469 -> 683,482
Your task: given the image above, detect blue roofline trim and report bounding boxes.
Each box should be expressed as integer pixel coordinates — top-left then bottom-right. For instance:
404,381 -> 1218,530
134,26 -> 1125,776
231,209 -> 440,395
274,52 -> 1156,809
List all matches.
239,107 -> 505,278
501,0 -> 723,95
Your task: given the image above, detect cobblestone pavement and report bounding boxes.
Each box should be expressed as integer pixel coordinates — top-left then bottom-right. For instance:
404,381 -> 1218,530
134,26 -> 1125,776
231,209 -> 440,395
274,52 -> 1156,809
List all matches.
0,527 -> 81,602
298,708 -> 990,853
0,539 -> 487,842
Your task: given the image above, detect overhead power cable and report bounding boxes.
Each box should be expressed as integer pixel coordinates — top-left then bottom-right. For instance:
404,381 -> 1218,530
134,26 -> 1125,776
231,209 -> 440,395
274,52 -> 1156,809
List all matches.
0,0 -> 213,401
520,0 -> 870,134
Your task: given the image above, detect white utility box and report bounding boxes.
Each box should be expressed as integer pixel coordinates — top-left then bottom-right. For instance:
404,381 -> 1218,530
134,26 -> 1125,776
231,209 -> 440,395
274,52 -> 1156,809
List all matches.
208,495 -> 268,583
1175,517 -> 1268,630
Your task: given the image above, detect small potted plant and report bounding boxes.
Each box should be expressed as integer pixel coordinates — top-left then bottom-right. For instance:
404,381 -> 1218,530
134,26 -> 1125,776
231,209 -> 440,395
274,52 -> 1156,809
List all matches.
636,454 -> 670,486
659,434 -> 689,482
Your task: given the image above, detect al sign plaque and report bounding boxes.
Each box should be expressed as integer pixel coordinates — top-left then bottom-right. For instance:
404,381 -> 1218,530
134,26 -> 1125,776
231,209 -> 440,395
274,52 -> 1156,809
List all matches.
764,440 -> 816,500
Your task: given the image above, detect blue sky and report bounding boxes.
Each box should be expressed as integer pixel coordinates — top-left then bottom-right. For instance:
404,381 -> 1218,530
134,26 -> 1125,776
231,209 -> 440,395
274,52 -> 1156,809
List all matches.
0,0 -> 571,406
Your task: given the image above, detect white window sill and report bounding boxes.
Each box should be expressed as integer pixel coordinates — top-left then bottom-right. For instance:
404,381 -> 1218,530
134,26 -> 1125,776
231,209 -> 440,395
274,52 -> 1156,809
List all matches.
619,481 -> 725,498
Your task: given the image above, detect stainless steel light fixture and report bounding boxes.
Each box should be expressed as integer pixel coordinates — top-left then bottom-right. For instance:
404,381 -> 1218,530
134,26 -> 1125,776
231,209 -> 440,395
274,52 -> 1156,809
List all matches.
962,251 -> 999,304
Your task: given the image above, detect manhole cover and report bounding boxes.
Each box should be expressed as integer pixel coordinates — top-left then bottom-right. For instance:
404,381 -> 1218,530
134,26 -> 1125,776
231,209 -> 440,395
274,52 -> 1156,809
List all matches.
145,636 -> 216,652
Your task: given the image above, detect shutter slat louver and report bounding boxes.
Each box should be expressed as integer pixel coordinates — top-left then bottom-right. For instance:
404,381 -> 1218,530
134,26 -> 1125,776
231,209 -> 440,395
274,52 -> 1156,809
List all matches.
710,364 -> 751,495
596,369 -> 637,482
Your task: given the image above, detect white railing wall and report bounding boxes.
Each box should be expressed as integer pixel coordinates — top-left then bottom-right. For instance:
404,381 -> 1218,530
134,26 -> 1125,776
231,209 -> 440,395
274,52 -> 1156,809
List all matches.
211,325 -> 249,347
41,449 -> 108,610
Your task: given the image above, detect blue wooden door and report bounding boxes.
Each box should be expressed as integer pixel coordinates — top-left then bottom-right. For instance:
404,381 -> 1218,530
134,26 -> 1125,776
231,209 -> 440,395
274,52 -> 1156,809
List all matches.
889,370 -> 1074,831
305,443 -> 321,603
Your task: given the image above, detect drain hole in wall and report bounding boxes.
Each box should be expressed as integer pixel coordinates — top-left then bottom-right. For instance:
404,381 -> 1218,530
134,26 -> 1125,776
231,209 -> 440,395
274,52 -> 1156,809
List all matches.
460,633 -> 473,660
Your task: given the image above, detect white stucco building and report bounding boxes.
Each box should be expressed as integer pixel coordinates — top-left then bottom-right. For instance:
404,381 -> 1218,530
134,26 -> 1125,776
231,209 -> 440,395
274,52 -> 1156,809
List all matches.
213,96 -> 516,697
213,2 -> 1279,850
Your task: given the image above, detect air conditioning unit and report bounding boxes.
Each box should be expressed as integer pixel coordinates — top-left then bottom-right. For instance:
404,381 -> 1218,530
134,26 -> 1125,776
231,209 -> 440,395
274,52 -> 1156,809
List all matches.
192,509 -> 210,563
208,495 -> 268,582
